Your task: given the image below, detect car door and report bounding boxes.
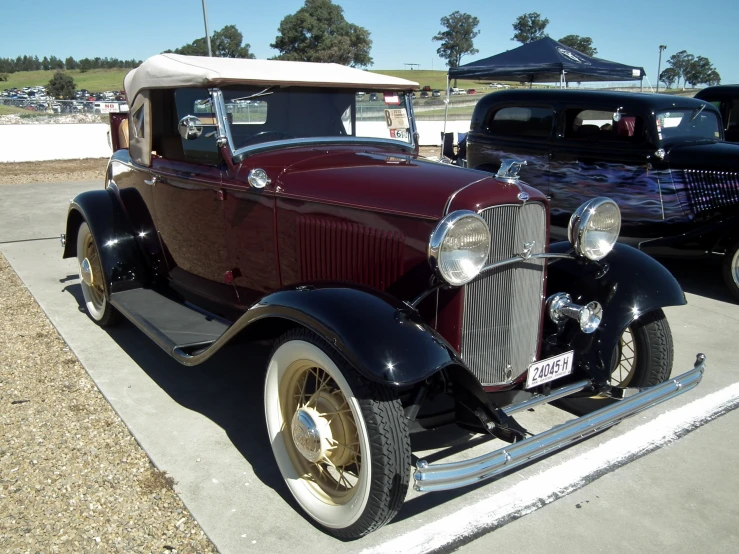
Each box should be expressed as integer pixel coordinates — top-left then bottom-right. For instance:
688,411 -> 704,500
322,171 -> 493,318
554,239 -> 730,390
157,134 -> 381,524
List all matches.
549,105 -> 658,241
148,87 -> 239,312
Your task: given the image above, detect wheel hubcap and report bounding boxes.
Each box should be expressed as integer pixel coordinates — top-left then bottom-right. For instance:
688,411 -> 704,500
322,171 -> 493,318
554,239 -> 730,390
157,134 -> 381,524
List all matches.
80,258 -> 94,286
292,407 -> 330,463
731,248 -> 739,287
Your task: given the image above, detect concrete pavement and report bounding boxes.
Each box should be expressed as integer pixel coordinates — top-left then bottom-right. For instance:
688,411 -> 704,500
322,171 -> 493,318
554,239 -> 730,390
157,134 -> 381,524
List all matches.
1,180 -> 737,554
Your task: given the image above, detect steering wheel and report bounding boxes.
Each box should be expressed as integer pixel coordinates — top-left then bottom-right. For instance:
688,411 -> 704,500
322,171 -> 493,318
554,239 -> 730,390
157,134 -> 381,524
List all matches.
241,131 -> 295,146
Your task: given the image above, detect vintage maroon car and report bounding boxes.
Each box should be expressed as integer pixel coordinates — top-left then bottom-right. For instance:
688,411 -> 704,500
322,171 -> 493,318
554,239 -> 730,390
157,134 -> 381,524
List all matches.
61,54 -> 705,539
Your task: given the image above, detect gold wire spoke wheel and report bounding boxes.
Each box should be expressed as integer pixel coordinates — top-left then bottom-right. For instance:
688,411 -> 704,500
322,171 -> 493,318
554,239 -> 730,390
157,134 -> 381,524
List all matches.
280,360 -> 362,505
265,331 -> 411,538
610,326 -> 638,387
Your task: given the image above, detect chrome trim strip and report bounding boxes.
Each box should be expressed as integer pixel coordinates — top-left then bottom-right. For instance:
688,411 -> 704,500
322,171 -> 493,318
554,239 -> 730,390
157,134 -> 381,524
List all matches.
476,252 -> 574,277
414,355 -> 706,492
232,137 -> 415,160
442,176 -> 494,216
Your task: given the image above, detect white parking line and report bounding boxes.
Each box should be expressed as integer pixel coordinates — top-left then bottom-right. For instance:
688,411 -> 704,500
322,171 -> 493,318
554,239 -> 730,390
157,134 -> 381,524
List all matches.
364,383 -> 739,554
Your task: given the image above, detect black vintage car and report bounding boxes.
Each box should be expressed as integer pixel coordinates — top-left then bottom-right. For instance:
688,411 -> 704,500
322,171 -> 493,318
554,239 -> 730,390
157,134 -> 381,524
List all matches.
694,85 -> 739,143
463,90 -> 739,301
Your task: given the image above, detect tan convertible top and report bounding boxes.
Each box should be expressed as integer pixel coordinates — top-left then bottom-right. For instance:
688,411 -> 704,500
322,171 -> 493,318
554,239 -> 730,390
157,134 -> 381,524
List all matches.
124,54 -> 419,102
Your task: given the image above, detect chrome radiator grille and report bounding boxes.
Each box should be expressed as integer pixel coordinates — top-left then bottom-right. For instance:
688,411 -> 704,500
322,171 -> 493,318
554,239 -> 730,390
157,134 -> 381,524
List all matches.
461,203 -> 547,386
682,169 -> 739,214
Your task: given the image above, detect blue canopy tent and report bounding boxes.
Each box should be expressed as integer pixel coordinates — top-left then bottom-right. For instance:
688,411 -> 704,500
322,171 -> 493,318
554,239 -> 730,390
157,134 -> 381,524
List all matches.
448,37 -> 645,86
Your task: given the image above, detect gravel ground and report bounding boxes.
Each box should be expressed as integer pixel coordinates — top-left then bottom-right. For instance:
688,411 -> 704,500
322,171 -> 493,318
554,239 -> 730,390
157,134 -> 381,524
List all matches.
0,254 -> 219,554
0,159 -> 107,186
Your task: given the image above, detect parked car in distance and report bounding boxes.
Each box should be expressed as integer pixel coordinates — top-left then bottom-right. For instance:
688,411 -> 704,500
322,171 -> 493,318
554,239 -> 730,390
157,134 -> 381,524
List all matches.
463,89 -> 739,300
62,54 -> 704,539
420,91 -> 429,98
467,89 -> 477,95
422,85 -> 431,91
368,92 -> 378,101
694,85 -> 739,142
432,89 -> 441,97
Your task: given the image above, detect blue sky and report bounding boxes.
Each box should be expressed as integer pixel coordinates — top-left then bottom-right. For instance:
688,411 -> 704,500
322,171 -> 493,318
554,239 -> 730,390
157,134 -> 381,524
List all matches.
3,0 -> 738,84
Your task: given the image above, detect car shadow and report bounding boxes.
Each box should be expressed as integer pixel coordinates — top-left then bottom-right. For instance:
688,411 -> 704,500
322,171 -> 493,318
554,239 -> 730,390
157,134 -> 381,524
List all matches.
659,257 -> 735,304
62,283 -> 297,510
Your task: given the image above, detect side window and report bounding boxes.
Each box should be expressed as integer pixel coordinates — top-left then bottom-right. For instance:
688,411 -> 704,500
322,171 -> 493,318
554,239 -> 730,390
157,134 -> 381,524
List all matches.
564,109 -> 644,143
174,88 -> 221,165
486,106 -> 554,139
132,105 -> 145,138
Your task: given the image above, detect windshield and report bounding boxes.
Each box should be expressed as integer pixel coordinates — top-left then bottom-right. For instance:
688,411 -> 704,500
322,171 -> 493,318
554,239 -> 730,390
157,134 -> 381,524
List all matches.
655,108 -> 721,142
219,86 -> 414,151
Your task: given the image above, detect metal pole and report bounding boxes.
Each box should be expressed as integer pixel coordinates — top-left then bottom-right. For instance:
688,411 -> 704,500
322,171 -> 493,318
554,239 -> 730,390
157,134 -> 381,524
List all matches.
202,0 -> 213,57
656,45 -> 666,92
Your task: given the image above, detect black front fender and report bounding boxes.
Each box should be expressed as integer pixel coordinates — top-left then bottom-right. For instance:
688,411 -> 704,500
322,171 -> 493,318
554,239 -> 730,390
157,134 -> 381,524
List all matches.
544,242 -> 686,382
62,188 -> 149,293
178,286 -> 463,387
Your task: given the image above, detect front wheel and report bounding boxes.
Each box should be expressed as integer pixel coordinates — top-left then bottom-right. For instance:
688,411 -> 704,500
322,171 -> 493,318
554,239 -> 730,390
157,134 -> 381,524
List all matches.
722,240 -> 739,303
610,308 -> 673,388
264,328 -> 411,539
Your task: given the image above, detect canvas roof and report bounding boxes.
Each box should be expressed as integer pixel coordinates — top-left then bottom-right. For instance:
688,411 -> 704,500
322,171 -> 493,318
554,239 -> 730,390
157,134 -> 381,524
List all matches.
124,54 -> 418,101
449,37 -> 645,83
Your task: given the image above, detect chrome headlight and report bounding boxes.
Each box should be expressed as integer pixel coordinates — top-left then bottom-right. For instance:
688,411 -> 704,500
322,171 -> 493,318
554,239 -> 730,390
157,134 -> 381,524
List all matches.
429,211 -> 490,286
568,197 -> 621,261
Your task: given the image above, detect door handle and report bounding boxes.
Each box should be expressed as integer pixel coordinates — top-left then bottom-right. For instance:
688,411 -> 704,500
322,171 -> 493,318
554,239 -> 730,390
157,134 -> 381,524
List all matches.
144,176 -> 158,186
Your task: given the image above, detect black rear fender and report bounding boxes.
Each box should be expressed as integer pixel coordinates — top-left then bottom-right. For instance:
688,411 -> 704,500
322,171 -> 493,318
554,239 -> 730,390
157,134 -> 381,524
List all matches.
544,242 -> 686,382
62,188 -> 150,293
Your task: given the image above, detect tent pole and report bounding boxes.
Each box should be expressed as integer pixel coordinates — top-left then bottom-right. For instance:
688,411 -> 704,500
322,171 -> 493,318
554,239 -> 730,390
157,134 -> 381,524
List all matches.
442,73 -> 450,157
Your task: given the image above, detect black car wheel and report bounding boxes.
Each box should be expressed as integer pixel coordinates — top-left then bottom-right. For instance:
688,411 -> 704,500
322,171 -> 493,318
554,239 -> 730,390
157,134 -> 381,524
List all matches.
610,309 -> 673,388
264,328 -> 411,539
722,240 -> 739,302
76,222 -> 122,327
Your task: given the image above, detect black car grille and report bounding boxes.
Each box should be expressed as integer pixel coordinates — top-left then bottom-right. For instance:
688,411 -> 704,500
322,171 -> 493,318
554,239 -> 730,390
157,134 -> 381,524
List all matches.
460,203 -> 546,386
683,169 -> 739,214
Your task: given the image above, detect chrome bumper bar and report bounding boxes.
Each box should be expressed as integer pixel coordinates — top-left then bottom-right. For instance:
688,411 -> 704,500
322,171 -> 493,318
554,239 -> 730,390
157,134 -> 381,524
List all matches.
414,354 -> 706,492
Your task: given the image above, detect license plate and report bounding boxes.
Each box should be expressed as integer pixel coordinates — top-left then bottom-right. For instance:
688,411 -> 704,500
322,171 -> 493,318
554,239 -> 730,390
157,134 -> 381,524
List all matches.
525,351 -> 574,389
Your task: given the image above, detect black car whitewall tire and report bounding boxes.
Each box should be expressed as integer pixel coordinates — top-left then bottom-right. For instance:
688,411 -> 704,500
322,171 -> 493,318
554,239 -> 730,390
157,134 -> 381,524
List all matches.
722,240 -> 739,302
264,329 -> 410,539
610,309 -> 673,388
76,222 -> 121,327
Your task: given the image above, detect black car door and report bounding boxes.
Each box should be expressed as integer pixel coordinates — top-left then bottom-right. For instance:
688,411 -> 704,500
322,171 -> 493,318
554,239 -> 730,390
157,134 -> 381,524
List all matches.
548,105 -> 662,242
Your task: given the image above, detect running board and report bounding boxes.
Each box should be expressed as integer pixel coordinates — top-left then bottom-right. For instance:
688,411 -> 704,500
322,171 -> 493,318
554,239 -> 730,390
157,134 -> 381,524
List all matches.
109,289 -> 230,358
414,354 -> 706,492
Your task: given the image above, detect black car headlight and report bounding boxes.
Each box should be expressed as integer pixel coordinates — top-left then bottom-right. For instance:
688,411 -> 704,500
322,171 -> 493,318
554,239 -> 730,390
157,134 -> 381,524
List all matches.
429,211 -> 490,286
568,197 -> 621,261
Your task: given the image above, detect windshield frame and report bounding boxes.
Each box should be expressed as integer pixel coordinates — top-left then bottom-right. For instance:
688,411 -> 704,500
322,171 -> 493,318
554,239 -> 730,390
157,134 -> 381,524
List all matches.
653,106 -> 723,144
210,86 -> 417,162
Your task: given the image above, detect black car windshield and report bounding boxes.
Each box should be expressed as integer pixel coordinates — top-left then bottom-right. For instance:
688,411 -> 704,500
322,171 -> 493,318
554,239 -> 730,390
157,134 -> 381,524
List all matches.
655,108 -> 721,142
219,86 -> 414,151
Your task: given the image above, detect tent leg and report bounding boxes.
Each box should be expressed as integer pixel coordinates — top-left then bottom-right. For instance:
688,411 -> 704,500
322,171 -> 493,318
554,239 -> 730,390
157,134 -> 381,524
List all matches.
442,74 -> 450,157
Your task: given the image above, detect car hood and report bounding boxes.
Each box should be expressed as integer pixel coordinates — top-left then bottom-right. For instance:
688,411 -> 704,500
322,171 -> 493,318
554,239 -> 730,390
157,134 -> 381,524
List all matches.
248,147 -> 545,219
666,141 -> 739,172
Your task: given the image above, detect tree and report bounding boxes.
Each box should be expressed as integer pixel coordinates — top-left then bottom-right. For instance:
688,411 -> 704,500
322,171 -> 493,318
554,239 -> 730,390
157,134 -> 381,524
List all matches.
511,12 -> 549,44
47,71 -> 76,99
659,68 -> 679,89
433,11 -> 480,71
704,69 -> 721,86
212,25 -> 256,58
168,24 -> 255,58
685,56 -> 717,88
65,56 -> 78,70
557,35 -> 597,57
271,0 -> 373,67
666,50 -> 694,89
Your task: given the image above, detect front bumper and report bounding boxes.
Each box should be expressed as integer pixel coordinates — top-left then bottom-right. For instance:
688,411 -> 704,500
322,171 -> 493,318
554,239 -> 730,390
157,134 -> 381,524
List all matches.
414,354 -> 706,492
